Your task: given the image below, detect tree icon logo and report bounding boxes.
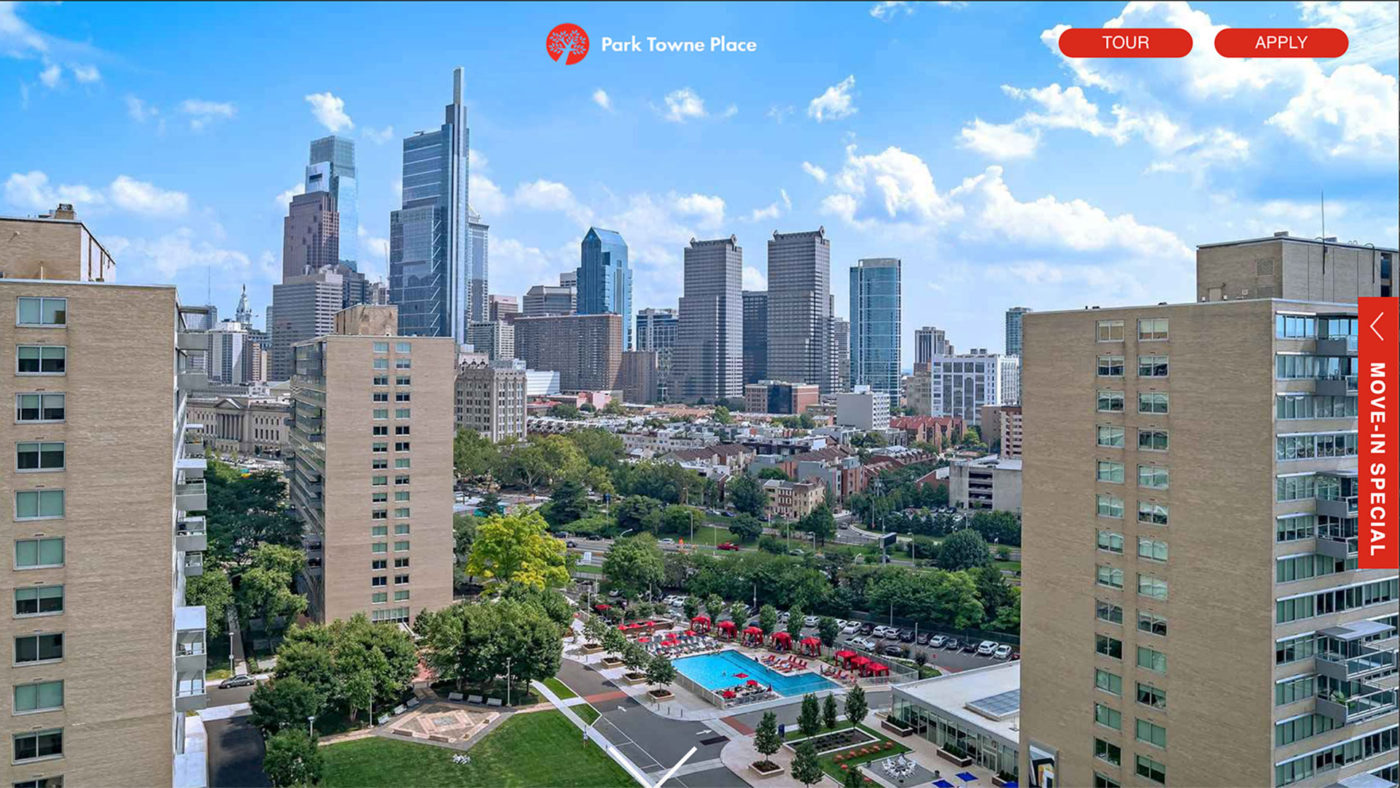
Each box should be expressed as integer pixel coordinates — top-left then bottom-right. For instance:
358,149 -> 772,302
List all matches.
546,23 -> 590,65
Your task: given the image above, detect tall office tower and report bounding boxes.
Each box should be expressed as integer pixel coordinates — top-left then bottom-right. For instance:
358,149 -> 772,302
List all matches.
513,313 -> 622,393
455,361 -> 527,443
742,290 -> 768,384
620,350 -> 659,404
559,270 -> 577,289
488,295 -> 518,323
282,191 -> 340,279
928,349 -> 1018,426
288,305 -> 455,625
208,319 -> 256,384
636,307 -> 678,398
914,325 -> 953,366
1,206 -> 210,787
467,206 -> 489,324
1197,232 -> 1395,302
576,227 -> 632,349
1018,297 -> 1395,788
849,258 -> 901,395
390,67 -> 471,344
306,134 -> 358,271
767,228 -> 834,392
1005,306 -> 1031,357
268,267 -> 344,380
467,320 -> 514,361
523,284 -> 576,317
834,316 -> 851,393
673,236 -> 743,402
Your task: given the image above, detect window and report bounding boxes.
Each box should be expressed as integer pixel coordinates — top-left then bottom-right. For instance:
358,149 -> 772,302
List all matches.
15,585 -> 63,617
373,358 -> 389,370
1095,634 -> 1122,660
1138,392 -> 1168,414
1137,502 -> 1168,526
17,346 -> 66,375
373,408 -> 389,420
395,392 -> 411,402
1275,633 -> 1316,665
371,592 -> 388,603
16,393 -> 65,422
13,777 -> 63,788
1137,465 -> 1169,490
1276,394 -> 1356,420
1095,600 -> 1123,625
1097,425 -> 1125,448
394,524 -> 410,535
372,425 -> 388,436
1276,431 -> 1358,461
16,490 -> 64,519
1094,703 -> 1121,730
394,540 -> 410,552
394,491 -> 411,502
395,408 -> 411,419
372,392 -> 389,403
394,574 -> 410,585
1137,355 -> 1168,377
12,729 -> 62,762
395,458 -> 411,469
394,441 -> 410,452
395,341 -> 411,354
1135,755 -> 1165,785
1138,682 -> 1167,710
372,492 -> 388,503
1096,320 -> 1125,341
371,576 -> 387,587
395,425 -> 411,436
394,590 -> 410,601
1095,668 -> 1122,696
370,526 -> 388,537
15,633 -> 63,663
1137,612 -> 1167,638
1275,675 -> 1314,706
1137,646 -> 1167,673
371,459 -> 388,470
15,537 -> 63,568
1137,318 -> 1168,341
1096,461 -> 1125,484
17,297 -> 67,327
395,475 -> 411,485
371,542 -> 387,554
1096,565 -> 1124,589
1094,738 -> 1121,766
1135,719 -> 1166,748
372,442 -> 388,453
1137,430 -> 1168,452
395,376 -> 411,386
395,358 -> 411,370
1276,313 -> 1316,339
1275,713 -> 1337,746
1096,494 -> 1123,519
1097,390 -> 1125,412
1097,355 -> 1125,377
14,680 -> 63,713
371,475 -> 388,486
373,341 -> 389,353
371,510 -> 388,521
371,559 -> 387,571
1137,537 -> 1168,563
1096,530 -> 1124,554
373,375 -> 389,386
1138,574 -> 1168,600
394,557 -> 410,568
1094,774 -> 1120,788
16,442 -> 64,471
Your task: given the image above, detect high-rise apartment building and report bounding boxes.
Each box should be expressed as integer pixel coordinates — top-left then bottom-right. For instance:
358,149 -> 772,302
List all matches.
834,315 -> 851,394
1197,233 -> 1394,302
390,67 -> 471,344
915,326 -> 953,366
836,387 -> 891,431
742,290 -> 768,385
269,267 -> 345,380
467,320 -> 514,361
767,228 -> 834,392
288,305 -> 455,625
1,207 -> 210,787
1005,306 -> 1031,357
467,206 -> 489,324
673,236 -> 743,402
306,134 -> 358,272
850,258 -> 901,395
513,313 -> 622,393
523,284 -> 575,317
455,361 -> 526,443
928,350 -> 1019,426
488,295 -> 518,323
576,228 -> 632,349
208,319 -> 256,385
1019,297 -> 1397,788
620,350 -> 659,405
636,307 -> 678,399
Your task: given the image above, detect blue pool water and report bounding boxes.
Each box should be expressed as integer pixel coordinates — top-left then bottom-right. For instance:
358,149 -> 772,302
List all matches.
674,650 -> 837,696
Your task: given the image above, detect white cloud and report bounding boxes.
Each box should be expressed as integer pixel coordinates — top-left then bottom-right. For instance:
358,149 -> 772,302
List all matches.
808,75 -> 857,122
304,91 -> 353,132
470,173 -> 506,216
781,189 -> 792,210
1298,1 -> 1399,65
274,183 -> 304,209
125,95 -> 156,122
743,266 -> 765,290
1,1 -> 49,56
721,104 -> 738,119
822,144 -> 956,226
4,170 -> 104,210
1268,65 -> 1399,161
514,179 -> 594,226
108,175 -> 190,216
179,99 -> 236,130
37,62 -> 58,87
747,190 -> 792,223
957,119 -> 1040,159
592,88 -> 612,111
870,1 -> 912,19
662,87 -> 707,122
103,228 -> 253,279
767,105 -> 795,123
673,193 -> 726,229
71,64 -> 99,83
801,161 -> 828,183
361,125 -> 394,144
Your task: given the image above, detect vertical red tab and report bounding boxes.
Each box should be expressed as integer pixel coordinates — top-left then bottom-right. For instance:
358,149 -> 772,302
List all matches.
1359,297 -> 1399,569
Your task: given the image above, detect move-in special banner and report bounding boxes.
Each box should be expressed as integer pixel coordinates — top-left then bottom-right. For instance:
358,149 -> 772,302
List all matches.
1360,297 -> 1398,570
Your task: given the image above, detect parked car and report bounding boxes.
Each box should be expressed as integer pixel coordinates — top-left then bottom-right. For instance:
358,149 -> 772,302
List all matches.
842,621 -> 861,635
994,644 -> 1013,660
977,640 -> 998,656
660,538 -> 675,545
870,625 -> 889,639
882,644 -> 907,658
898,629 -> 916,643
944,638 -> 960,651
961,640 -> 979,653
928,635 -> 947,648
916,631 -> 931,645
553,531 -> 569,539
788,548 -> 805,556
779,611 -> 791,622
219,675 -> 255,689
850,637 -> 877,651
717,542 -> 741,551
1010,651 -> 1021,661
859,623 -> 875,636
803,615 -> 819,627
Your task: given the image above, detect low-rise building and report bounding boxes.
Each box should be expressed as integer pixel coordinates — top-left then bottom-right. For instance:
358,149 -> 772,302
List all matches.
744,380 -> 820,415
835,387 -> 890,431
187,393 -> 290,459
763,478 -> 825,521
949,454 -> 1022,513
889,415 -> 963,446
891,662 -> 1021,783
455,361 -> 527,443
662,444 -> 755,473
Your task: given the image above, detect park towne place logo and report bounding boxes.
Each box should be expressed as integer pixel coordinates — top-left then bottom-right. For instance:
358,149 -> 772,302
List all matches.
547,23 -> 590,65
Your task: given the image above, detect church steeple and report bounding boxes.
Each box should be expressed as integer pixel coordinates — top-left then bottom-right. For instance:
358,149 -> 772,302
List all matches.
234,284 -> 252,325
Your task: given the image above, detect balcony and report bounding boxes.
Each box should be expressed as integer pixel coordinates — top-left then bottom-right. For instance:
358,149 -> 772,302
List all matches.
175,604 -> 208,682
1316,495 -> 1358,519
176,478 -> 207,513
177,456 -> 207,480
1315,336 -> 1358,356
184,552 -> 204,577
178,370 -> 209,392
1315,687 -> 1397,726
1316,533 -> 1358,559
175,672 -> 208,712
176,332 -> 209,352
176,517 -> 208,553
1315,375 -> 1358,397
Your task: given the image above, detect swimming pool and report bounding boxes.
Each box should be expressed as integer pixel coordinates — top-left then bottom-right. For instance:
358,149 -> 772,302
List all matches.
674,650 -> 837,696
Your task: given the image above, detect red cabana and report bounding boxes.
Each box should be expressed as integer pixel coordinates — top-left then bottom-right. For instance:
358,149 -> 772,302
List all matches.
849,655 -> 871,672
742,626 -> 765,646
834,649 -> 857,666
865,662 -> 890,676
717,620 -> 737,638
771,631 -> 793,651
691,615 -> 711,632
800,636 -> 822,656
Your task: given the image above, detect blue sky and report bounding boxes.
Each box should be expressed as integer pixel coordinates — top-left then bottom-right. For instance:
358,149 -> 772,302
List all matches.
3,0 -> 1397,357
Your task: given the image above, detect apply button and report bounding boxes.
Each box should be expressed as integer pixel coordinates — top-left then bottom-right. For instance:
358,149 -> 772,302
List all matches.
1215,28 -> 1349,58
1058,28 -> 1193,58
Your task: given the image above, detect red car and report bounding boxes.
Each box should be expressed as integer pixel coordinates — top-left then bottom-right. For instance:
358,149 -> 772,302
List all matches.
717,542 -> 741,551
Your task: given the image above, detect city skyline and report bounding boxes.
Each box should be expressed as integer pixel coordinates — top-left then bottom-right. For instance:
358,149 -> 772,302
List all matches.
4,1 -> 1394,358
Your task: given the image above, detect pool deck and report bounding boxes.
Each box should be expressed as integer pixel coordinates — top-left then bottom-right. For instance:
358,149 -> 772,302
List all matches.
674,649 -> 838,697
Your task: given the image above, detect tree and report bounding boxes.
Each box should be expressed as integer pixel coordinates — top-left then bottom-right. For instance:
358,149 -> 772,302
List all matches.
712,405 -> 733,425
602,627 -> 627,659
186,567 -> 233,639
817,616 -> 839,648
729,602 -> 750,626
477,490 -> 503,517
798,504 -> 837,547
936,529 -> 993,572
236,544 -> 307,634
453,514 -> 479,560
798,693 -> 822,737
417,598 -> 562,695
544,479 -> 589,527
548,402 -> 580,419
844,763 -> 866,788
683,596 -> 701,621
758,604 -> 778,635
465,509 -> 570,589
273,614 -> 417,721
646,654 -> 677,695
792,740 -> 823,786
728,475 -> 768,518
603,398 -> 627,416
584,614 -> 608,645
661,505 -> 697,538
786,605 -> 805,640
704,593 -> 725,620
262,729 -> 322,787
249,676 -> 323,737
615,495 -> 665,534
205,460 -> 301,564
823,693 -> 839,732
622,640 -> 650,672
603,534 -> 665,599
756,467 -> 791,481
914,650 -> 928,670
453,429 -> 501,480
753,711 -> 781,769
728,513 -> 763,543
844,684 -> 868,731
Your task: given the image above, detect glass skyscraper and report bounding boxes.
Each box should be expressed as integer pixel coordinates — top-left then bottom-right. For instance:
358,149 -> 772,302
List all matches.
390,67 -> 471,344
467,205 -> 489,324
1004,306 -> 1030,356
576,227 -> 632,349
849,257 -> 901,395
306,135 -> 357,272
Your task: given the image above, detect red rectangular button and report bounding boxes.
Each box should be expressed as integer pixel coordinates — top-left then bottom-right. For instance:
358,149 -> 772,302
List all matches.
1215,28 -> 1349,58
1360,297 -> 1398,570
1057,28 -> 1193,58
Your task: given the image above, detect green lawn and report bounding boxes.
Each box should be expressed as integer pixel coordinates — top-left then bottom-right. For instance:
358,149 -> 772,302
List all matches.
993,560 -> 1022,573
573,564 -> 603,575
811,724 -> 909,783
574,703 -> 600,725
543,677 -> 577,700
321,711 -> 630,787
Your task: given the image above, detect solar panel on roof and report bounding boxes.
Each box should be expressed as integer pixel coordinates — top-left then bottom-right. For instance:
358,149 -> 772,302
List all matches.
965,688 -> 1020,720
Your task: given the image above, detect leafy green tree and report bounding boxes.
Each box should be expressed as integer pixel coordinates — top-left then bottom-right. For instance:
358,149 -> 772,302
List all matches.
646,654 -> 677,695
798,693 -> 822,737
453,514 -> 479,560
622,640 -> 650,672
205,460 -> 301,564
704,593 -> 725,620
584,614 -> 608,644
661,505 -> 697,538
817,616 -> 839,648
844,763 -> 866,788
823,693 -> 840,732
477,490 -> 503,516
798,503 -> 837,546
549,403 -> 580,419
753,711 -> 781,769
936,529 -> 993,571
186,567 -> 233,639
544,479 -> 589,527
603,398 -> 627,416
728,513 -> 764,542
272,614 -> 416,721
712,405 -> 733,424
602,534 -> 665,599
758,604 -> 778,635
786,605 -> 805,640
262,728 -> 322,787
914,650 -> 928,670
683,596 -> 701,621
844,684 -> 868,731
727,474 -> 768,518
416,598 -> 562,695
465,509 -> 570,589
602,627 -> 627,659
566,428 -> 625,469
729,602 -> 750,626
615,495 -> 665,534
249,676 -> 323,737
756,467 -> 791,481
235,544 -> 307,633
792,740 -> 823,786
453,429 -> 501,480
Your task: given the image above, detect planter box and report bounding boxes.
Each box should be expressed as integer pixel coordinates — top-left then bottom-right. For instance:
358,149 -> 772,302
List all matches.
648,689 -> 674,702
580,644 -> 603,654
600,657 -> 625,669
622,672 -> 648,685
749,762 -> 786,779
881,719 -> 913,737
938,748 -> 973,768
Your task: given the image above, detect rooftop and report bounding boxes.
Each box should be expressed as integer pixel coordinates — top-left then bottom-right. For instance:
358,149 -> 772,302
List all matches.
893,661 -> 1020,745
1197,233 -> 1396,253
958,454 -> 1023,472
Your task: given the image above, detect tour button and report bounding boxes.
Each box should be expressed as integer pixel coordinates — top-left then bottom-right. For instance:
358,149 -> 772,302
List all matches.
1057,28 -> 1193,58
1215,28 -> 1349,58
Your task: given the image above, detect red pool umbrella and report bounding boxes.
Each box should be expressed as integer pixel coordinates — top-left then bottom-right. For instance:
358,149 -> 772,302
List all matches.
594,603 -> 611,611
734,672 -> 748,679
747,679 -> 760,686
722,690 -> 736,699
637,637 -> 650,643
